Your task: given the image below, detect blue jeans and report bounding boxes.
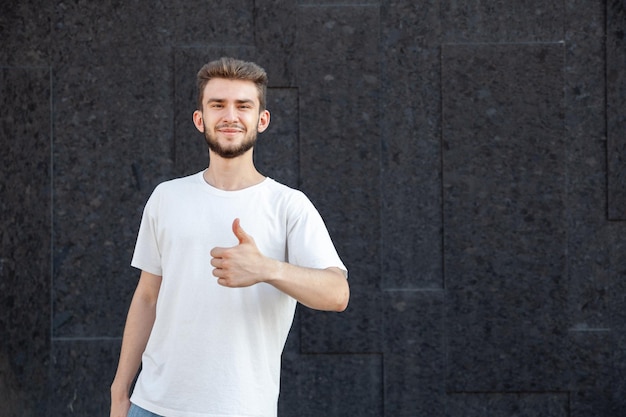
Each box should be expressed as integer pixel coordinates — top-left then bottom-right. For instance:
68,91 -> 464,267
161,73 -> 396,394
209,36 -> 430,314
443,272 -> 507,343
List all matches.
128,403 -> 163,417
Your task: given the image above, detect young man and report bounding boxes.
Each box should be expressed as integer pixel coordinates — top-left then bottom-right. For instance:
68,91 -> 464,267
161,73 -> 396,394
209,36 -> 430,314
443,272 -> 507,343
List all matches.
110,57 -> 349,417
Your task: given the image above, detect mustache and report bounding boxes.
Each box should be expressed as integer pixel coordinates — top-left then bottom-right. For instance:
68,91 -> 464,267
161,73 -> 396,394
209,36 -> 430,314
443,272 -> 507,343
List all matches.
216,123 -> 245,130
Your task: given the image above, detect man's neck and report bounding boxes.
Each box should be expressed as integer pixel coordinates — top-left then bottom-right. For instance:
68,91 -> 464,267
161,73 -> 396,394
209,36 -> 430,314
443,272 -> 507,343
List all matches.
203,153 -> 265,191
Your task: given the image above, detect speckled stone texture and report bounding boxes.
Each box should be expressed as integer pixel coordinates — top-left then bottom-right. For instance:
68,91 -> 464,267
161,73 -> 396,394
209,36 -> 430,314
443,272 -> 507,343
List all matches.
296,4 -> 383,361
48,339 -> 121,415
607,0 -> 626,219
1,1 -> 626,416
381,0 -> 443,290
384,290 -> 445,416
1,66 -> 51,415
441,0 -> 564,42
446,393 -> 568,417
564,0 -> 612,332
442,42 -> 569,392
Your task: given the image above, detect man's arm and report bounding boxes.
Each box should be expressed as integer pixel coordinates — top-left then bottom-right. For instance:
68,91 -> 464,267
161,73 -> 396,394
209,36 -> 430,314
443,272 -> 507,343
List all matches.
267,264 -> 349,312
110,270 -> 162,417
210,219 -> 349,312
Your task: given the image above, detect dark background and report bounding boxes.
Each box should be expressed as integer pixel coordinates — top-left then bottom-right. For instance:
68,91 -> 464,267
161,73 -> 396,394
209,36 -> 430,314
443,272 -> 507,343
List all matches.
1,1 -> 625,416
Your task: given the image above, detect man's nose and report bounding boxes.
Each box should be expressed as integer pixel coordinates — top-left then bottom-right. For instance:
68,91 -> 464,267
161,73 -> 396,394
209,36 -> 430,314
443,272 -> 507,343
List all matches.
223,105 -> 238,122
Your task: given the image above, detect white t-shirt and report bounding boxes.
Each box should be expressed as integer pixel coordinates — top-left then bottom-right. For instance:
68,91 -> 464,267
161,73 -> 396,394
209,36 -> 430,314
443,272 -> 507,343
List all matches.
129,171 -> 346,417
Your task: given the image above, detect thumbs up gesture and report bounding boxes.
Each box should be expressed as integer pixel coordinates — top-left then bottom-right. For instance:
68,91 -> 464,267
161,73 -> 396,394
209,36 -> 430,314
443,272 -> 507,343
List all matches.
210,218 -> 271,287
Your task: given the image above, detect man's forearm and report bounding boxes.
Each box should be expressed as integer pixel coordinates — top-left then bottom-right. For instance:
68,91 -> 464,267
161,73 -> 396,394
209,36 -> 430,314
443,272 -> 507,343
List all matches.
266,262 -> 349,312
111,298 -> 155,395
111,272 -> 161,413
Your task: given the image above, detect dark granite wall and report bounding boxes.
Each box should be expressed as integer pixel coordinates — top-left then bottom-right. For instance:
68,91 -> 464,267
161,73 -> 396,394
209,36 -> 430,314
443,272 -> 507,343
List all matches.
1,1 -> 625,416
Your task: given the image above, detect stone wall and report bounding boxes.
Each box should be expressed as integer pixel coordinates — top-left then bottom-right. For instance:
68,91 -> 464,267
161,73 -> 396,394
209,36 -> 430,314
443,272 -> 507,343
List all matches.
1,1 -> 625,416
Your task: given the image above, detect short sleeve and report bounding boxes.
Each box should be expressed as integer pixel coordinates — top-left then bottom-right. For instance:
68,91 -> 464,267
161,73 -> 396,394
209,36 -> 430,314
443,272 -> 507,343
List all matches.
131,188 -> 163,276
285,192 -> 347,276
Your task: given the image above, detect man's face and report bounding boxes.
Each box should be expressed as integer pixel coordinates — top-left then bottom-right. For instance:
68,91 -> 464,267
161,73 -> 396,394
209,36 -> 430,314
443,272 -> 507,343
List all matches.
194,78 -> 270,159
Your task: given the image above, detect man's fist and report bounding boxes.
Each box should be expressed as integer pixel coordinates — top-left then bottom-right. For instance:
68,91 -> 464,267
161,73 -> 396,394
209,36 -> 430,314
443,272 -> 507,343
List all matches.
210,218 -> 267,287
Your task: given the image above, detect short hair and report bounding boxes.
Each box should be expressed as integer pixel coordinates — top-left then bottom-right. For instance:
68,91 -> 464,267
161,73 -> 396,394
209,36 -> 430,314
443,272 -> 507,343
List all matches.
196,57 -> 268,111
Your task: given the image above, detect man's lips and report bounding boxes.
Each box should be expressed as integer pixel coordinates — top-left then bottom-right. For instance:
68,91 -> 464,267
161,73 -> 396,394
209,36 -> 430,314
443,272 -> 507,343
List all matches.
216,124 -> 245,133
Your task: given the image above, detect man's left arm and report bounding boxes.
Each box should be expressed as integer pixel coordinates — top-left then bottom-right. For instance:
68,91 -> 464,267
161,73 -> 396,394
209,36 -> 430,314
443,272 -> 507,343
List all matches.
210,218 -> 349,312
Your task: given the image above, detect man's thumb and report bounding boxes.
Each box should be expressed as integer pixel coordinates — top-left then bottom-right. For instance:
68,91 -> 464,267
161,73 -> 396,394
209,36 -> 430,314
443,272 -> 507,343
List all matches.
232,218 -> 252,244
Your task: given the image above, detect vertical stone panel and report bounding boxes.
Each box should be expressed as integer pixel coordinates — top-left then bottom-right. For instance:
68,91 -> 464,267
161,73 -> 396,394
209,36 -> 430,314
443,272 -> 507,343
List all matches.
564,0 -> 611,332
296,4 -> 382,354
561,14 -> 626,413
52,60 -> 173,338
383,290 -> 445,417
561,5 -> 626,414
51,1 -> 175,339
381,0 -> 442,289
442,43 -> 568,391
296,5 -> 380,286
0,66 -> 51,415
607,0 -> 626,220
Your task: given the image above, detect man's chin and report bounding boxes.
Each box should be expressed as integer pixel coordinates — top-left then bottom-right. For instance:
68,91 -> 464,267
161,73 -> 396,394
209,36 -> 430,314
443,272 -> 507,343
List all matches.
208,144 -> 255,159
205,132 -> 257,159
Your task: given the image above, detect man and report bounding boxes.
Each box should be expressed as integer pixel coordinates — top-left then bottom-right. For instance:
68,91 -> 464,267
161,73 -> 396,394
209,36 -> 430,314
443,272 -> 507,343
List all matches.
110,57 -> 349,417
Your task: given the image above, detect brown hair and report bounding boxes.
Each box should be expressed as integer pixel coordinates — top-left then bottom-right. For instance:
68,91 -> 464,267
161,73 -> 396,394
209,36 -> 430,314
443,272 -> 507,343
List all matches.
196,57 -> 268,111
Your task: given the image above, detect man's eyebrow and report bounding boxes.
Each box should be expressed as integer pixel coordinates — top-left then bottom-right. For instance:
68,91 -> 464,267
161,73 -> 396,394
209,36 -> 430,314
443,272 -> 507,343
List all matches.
206,98 -> 255,104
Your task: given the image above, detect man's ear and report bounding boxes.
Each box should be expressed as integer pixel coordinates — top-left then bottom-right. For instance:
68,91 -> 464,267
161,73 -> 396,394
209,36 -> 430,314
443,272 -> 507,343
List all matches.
193,110 -> 204,132
257,109 -> 270,133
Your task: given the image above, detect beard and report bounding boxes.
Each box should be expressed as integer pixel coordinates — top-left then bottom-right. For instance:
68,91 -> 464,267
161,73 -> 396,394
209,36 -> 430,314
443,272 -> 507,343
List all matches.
203,121 -> 258,159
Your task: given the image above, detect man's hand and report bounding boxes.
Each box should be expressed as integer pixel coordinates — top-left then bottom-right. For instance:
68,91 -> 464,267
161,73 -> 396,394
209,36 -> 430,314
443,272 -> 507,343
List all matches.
210,218 -> 273,287
110,391 -> 130,417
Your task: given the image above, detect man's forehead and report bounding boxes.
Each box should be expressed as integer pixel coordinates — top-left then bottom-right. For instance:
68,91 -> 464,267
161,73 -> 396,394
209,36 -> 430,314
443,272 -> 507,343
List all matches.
203,78 -> 259,104
204,78 -> 257,92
